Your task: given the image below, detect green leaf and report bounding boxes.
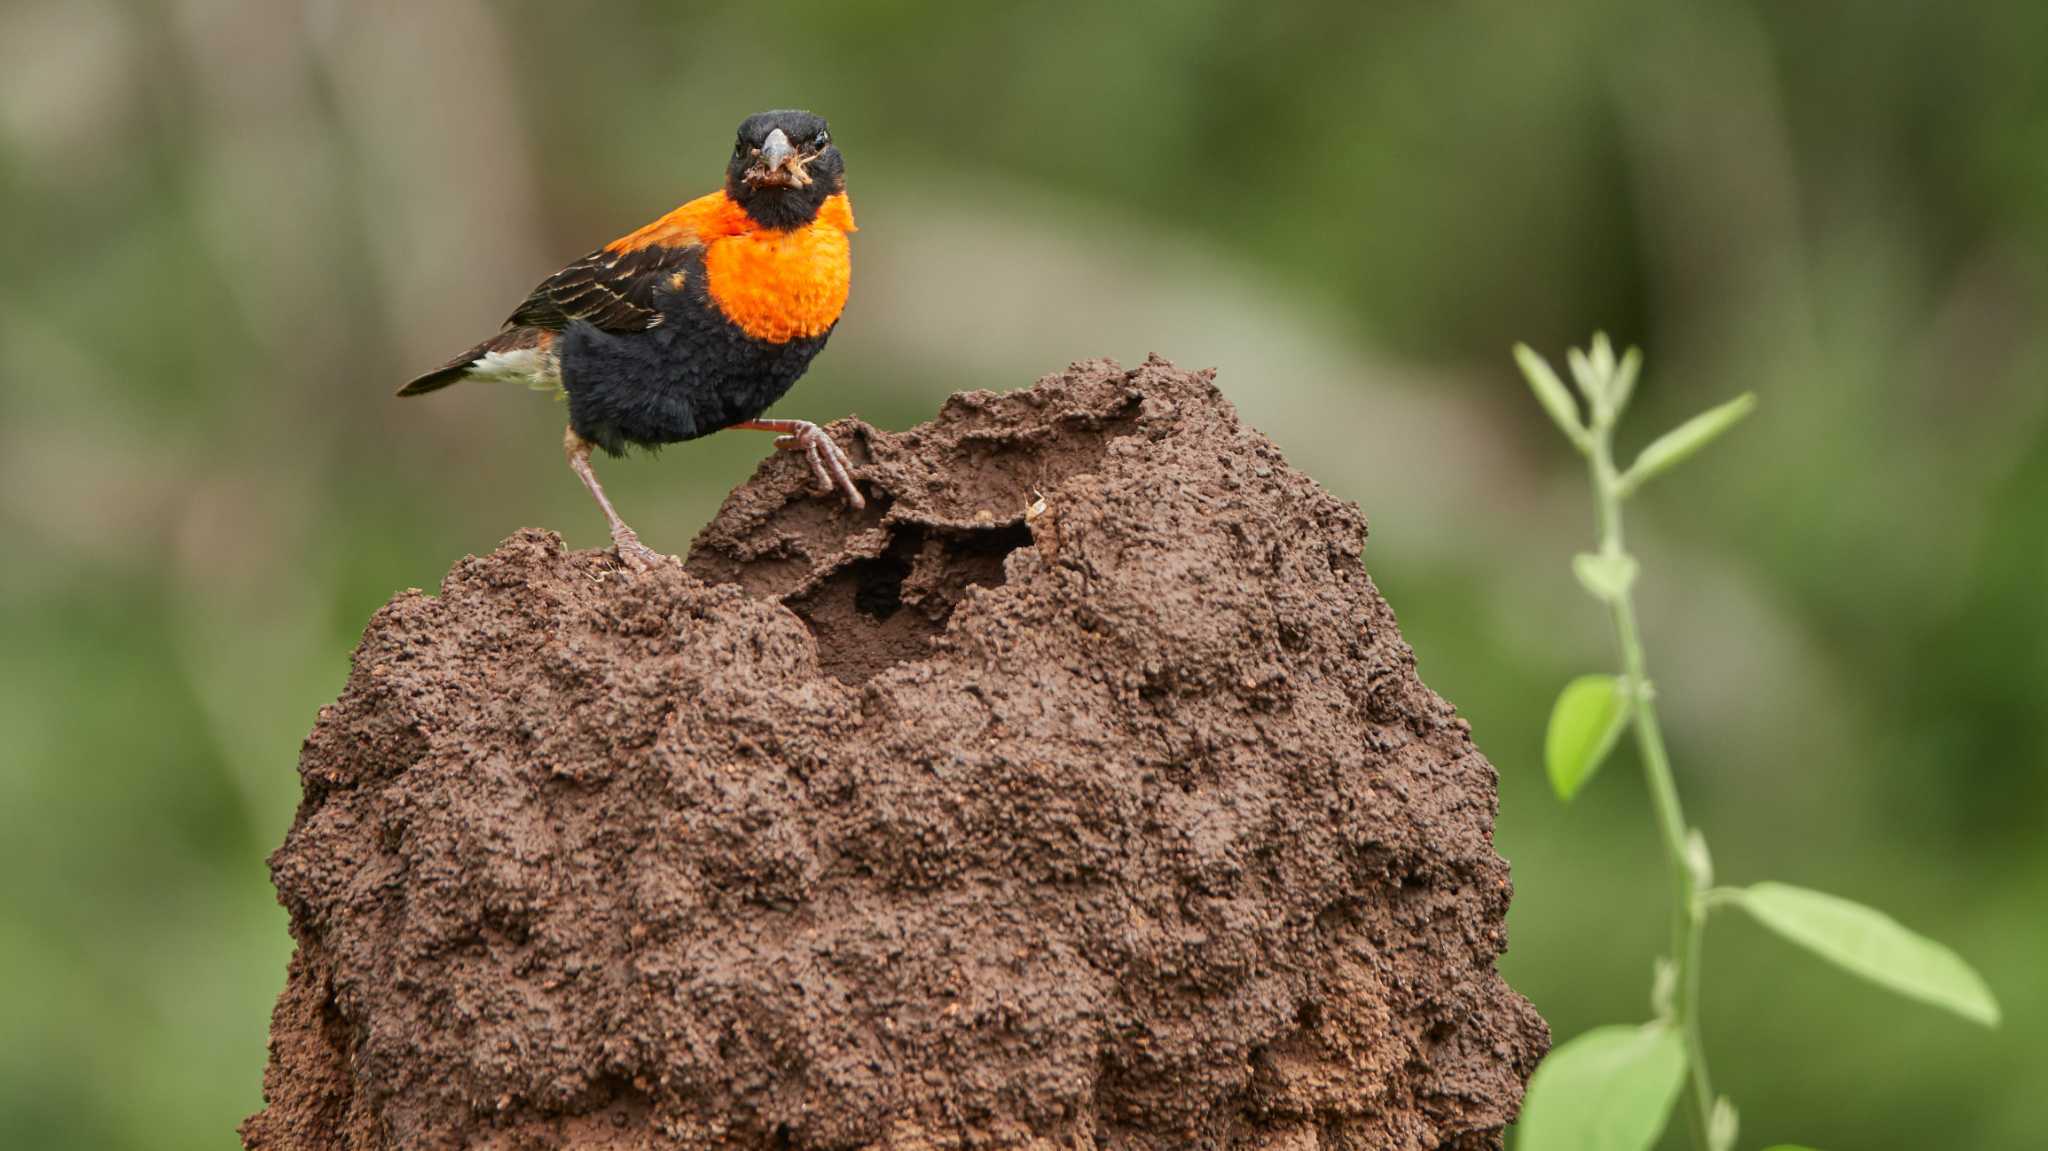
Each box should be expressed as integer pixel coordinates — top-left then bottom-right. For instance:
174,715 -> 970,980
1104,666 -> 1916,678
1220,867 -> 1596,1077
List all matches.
1707,1096 -> 1738,1151
1685,829 -> 1715,890
1618,392 -> 1757,493
1649,958 -> 1677,1021
1608,346 -> 1642,416
1544,675 -> 1631,801
1564,334 -> 1638,427
1760,1146 -> 1824,1150
1729,882 -> 2001,1027
1568,345 -> 1603,405
1572,551 -> 1639,602
1590,331 -> 1617,383
1516,1023 -> 1687,1151
1514,344 -> 1588,449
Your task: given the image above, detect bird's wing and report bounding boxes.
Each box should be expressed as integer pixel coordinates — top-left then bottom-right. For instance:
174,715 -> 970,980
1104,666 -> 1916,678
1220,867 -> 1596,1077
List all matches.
504,241 -> 692,333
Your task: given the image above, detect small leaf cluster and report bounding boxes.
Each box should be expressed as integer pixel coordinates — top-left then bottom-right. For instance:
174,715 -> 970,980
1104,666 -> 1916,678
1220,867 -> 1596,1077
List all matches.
1516,334 -> 1754,494
1510,337 -> 1998,1151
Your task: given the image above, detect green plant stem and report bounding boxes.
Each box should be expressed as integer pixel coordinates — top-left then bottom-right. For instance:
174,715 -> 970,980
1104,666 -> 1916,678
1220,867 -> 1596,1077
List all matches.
1587,424 -> 1718,1149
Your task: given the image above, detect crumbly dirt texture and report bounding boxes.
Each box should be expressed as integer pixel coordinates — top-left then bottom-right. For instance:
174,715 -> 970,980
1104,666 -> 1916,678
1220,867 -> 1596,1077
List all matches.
244,358 -> 1546,1151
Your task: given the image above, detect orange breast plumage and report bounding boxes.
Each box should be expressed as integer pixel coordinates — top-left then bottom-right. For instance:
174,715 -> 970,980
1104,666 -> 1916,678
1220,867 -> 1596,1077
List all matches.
702,193 -> 856,343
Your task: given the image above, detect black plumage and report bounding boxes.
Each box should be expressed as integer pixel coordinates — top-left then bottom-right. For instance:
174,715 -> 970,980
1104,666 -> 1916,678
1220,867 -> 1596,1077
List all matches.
559,249 -> 833,456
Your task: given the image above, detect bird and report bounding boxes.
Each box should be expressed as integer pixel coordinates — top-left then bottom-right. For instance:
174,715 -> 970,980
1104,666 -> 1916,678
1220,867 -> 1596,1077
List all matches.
398,109 -> 864,570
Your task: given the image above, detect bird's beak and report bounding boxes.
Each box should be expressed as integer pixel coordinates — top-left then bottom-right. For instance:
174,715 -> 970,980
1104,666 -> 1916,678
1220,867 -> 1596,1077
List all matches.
744,128 -> 809,188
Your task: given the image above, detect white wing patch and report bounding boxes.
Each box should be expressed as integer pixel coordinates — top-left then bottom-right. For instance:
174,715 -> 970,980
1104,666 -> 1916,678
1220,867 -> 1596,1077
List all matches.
468,347 -> 563,395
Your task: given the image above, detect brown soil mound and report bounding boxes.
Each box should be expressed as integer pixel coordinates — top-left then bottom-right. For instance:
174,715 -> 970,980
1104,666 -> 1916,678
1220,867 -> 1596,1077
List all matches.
243,357 -> 1546,1151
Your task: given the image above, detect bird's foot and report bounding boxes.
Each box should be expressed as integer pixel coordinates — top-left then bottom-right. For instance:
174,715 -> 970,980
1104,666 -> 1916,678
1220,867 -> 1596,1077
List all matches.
770,420 -> 866,510
610,526 -> 672,573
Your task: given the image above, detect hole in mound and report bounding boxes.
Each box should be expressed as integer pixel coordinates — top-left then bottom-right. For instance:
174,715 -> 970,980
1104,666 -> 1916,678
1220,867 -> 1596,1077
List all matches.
848,550 -> 909,620
684,389 -> 1147,685
788,521 -> 1033,685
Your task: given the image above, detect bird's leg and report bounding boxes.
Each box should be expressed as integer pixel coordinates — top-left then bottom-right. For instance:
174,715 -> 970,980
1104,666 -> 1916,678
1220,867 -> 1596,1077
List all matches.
563,426 -> 668,570
730,419 -> 865,510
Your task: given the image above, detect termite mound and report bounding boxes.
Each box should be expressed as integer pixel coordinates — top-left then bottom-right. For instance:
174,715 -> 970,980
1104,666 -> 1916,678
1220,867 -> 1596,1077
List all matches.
245,357 -> 1547,1150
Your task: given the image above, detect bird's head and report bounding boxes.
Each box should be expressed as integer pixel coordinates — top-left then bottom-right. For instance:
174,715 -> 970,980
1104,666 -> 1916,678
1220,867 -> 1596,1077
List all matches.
726,109 -> 844,231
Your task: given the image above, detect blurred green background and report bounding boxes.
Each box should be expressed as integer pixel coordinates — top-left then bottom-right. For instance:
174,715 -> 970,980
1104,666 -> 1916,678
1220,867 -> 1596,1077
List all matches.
2,2 -> 2042,1148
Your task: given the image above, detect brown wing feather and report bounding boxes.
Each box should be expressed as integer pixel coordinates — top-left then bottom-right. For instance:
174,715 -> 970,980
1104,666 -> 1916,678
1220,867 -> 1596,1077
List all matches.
397,220 -> 700,397
506,243 -> 690,333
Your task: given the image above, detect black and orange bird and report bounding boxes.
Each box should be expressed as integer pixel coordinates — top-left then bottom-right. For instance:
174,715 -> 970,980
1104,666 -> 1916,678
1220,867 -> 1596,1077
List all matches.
398,109 -> 863,569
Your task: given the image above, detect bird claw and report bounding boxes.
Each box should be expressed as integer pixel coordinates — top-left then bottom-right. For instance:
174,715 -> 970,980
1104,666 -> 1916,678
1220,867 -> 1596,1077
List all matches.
611,529 -> 672,573
777,421 -> 865,510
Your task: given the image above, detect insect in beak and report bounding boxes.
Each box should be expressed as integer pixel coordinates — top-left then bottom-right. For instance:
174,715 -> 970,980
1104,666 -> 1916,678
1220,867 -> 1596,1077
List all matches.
744,128 -> 809,188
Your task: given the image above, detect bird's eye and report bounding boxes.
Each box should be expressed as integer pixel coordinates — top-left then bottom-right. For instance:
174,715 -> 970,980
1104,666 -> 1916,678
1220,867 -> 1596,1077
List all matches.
812,131 -> 830,148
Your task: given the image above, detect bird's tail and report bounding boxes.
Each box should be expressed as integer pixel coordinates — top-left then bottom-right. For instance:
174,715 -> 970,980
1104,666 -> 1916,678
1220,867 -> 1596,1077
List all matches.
396,359 -> 472,396
397,328 -> 556,397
